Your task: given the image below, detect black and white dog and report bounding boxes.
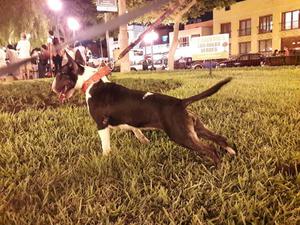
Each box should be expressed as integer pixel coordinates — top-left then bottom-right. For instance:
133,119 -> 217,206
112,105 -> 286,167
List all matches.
52,51 -> 235,164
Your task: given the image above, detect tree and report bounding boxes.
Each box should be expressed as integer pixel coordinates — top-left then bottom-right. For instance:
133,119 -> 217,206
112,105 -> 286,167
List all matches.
0,0 -> 49,47
121,0 -> 236,70
118,0 -> 131,72
0,0 -> 99,47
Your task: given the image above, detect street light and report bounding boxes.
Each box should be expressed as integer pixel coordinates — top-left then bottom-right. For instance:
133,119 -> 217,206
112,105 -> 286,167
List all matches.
47,0 -> 62,77
47,0 -> 63,12
48,0 -> 62,38
67,17 -> 80,39
144,31 -> 158,70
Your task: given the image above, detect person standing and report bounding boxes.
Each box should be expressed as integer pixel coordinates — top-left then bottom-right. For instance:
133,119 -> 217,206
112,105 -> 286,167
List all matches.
47,31 -> 54,77
52,37 -> 64,75
38,45 -> 50,78
284,47 -> 290,56
6,45 -> 21,79
16,32 -> 31,79
0,47 -> 6,68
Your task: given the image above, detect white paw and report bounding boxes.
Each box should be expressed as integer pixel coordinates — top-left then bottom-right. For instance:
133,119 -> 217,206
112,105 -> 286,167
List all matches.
102,148 -> 112,156
225,147 -> 236,155
140,137 -> 150,144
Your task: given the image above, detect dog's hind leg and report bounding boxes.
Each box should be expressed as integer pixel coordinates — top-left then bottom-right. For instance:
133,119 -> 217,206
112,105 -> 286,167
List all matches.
165,122 -> 220,165
132,128 -> 150,144
193,116 -> 236,155
179,131 -> 220,165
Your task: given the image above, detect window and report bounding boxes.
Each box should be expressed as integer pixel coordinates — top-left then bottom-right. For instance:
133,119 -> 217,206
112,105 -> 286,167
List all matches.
239,19 -> 251,36
239,42 -> 251,54
221,23 -> 231,37
259,39 -> 272,53
179,37 -> 189,47
282,10 -> 300,30
249,54 -> 261,60
191,34 -> 200,38
225,6 -> 231,11
162,35 -> 168,43
239,55 -> 248,60
259,15 -> 273,33
133,50 -> 143,56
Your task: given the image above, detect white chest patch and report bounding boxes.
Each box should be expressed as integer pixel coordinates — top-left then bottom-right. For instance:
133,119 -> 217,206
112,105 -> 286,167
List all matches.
85,84 -> 93,112
143,92 -> 154,99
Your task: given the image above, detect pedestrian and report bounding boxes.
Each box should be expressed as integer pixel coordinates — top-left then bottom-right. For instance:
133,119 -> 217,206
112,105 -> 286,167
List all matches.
0,47 -> 6,68
38,44 -> 50,78
272,49 -> 278,56
52,37 -> 64,75
6,44 -> 21,79
142,59 -> 148,70
30,48 -> 40,79
16,32 -> 31,79
47,31 -> 55,77
284,47 -> 290,56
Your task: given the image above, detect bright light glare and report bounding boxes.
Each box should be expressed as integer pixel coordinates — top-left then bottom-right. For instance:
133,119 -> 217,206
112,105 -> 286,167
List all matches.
48,0 -> 63,11
144,31 -> 159,44
67,17 -> 80,31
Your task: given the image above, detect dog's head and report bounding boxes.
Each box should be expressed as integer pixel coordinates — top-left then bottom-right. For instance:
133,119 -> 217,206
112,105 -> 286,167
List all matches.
52,50 -> 85,102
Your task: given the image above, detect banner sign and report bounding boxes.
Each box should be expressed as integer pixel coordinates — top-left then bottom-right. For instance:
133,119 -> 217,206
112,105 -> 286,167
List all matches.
97,0 -> 118,12
192,34 -> 229,60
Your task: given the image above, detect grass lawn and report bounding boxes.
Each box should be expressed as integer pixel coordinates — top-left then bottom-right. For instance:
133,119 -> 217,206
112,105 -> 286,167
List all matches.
0,67 -> 299,224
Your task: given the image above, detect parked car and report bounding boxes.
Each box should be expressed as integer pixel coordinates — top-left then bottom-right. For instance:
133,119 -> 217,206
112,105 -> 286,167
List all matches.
174,57 -> 193,69
87,56 -> 109,68
265,55 -> 300,66
219,53 -> 265,67
191,60 -> 219,69
130,58 -> 167,71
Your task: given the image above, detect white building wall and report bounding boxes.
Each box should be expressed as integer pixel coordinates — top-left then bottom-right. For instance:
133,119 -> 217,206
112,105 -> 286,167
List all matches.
169,27 -> 213,58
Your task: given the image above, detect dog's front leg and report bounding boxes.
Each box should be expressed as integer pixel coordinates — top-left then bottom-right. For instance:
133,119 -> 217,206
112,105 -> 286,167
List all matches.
98,127 -> 111,155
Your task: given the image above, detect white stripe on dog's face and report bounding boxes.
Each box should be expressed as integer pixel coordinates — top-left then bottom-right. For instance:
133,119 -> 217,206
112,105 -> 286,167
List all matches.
85,84 -> 93,113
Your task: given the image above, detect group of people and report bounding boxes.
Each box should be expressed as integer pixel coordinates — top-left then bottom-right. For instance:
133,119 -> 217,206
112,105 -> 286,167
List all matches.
0,32 -> 31,79
272,47 -> 291,57
0,31 -> 93,80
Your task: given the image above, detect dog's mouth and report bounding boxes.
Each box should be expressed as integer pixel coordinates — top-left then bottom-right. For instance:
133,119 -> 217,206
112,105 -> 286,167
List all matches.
58,85 -> 68,103
52,78 -> 76,103
57,85 -> 75,103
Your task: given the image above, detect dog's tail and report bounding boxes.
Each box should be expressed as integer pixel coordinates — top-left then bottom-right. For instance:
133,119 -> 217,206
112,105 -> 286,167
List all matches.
181,77 -> 232,108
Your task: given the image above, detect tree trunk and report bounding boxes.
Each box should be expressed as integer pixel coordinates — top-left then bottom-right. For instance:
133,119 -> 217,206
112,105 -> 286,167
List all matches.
104,13 -> 111,59
168,0 -> 197,71
118,0 -> 130,73
168,19 -> 180,71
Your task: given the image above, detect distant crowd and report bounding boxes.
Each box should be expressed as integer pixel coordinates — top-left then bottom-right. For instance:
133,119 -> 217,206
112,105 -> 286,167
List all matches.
0,31 -> 93,80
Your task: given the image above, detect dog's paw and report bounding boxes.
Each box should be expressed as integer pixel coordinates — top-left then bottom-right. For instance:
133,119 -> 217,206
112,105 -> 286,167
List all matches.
225,147 -> 236,155
140,137 -> 150,145
102,148 -> 112,156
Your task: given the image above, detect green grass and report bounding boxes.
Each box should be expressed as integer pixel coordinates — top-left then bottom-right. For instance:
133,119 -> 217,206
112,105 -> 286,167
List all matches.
0,67 -> 300,225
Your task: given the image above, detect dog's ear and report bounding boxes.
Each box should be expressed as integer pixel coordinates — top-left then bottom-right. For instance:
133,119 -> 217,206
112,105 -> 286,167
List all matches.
65,51 -> 75,67
74,50 -> 85,75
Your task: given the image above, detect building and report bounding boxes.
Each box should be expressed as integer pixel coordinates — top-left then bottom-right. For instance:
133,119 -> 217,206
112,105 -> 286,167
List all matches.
213,0 -> 300,56
110,24 -> 148,63
110,24 -> 173,63
169,20 -> 213,58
